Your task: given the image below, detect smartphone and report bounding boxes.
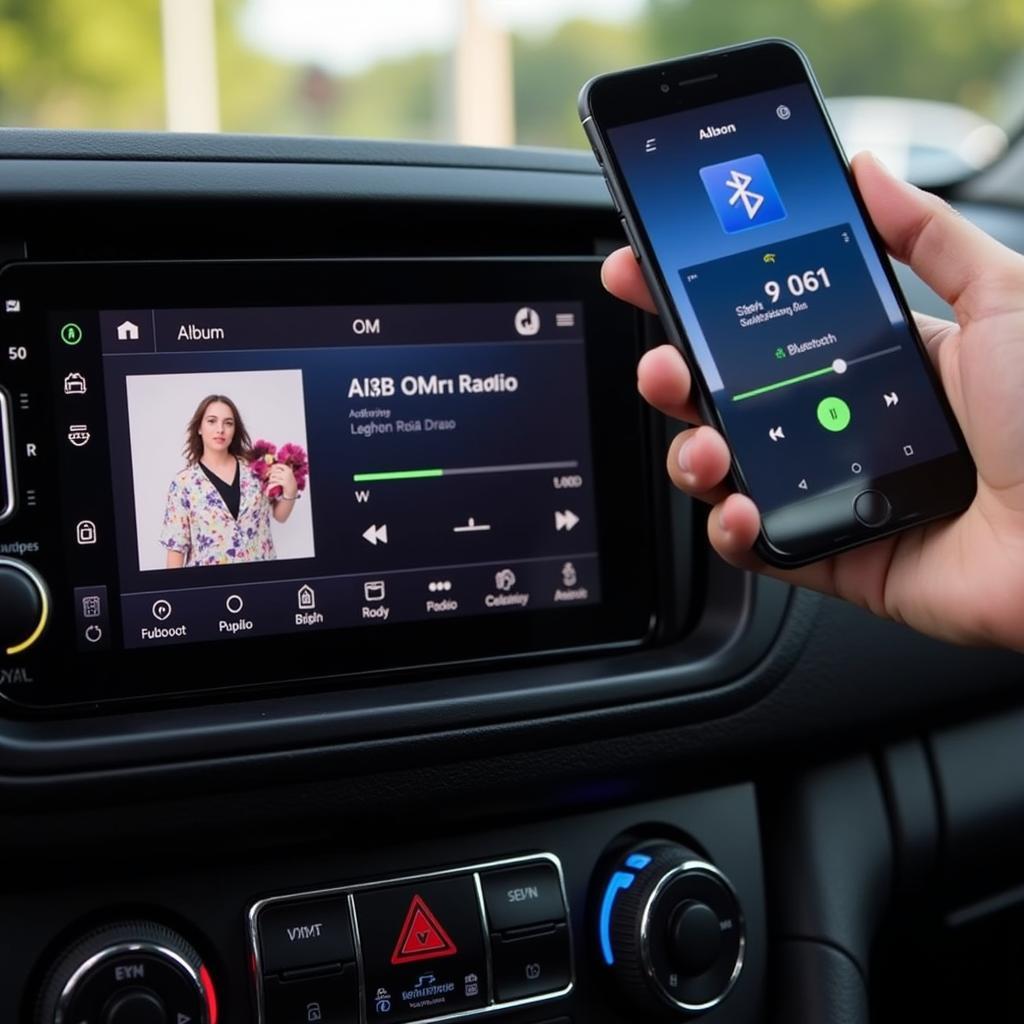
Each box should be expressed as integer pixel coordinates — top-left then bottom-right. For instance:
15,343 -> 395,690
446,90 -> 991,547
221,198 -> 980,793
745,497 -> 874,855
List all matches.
579,38 -> 975,567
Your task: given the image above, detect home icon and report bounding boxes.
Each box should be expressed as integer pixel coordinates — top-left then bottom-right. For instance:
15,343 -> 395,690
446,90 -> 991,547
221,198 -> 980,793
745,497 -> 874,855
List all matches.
116,320 -> 140,341
63,372 -> 87,395
297,584 -> 316,610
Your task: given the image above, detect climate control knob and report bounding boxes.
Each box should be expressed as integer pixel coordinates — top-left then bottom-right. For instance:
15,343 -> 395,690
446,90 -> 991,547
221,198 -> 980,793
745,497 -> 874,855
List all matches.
597,842 -> 744,1016
36,920 -> 217,1024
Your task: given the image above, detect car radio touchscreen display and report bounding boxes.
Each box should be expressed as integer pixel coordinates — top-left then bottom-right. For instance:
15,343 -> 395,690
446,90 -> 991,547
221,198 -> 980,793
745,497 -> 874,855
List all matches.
102,299 -> 599,648
0,260 -> 656,708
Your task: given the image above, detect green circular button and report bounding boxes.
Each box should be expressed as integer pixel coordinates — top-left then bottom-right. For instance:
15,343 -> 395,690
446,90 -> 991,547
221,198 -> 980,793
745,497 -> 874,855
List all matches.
60,322 -> 82,346
817,396 -> 851,432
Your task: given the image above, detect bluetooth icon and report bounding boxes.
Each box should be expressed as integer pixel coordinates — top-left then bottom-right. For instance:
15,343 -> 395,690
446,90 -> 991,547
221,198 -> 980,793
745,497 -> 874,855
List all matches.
725,169 -> 765,219
700,153 -> 786,234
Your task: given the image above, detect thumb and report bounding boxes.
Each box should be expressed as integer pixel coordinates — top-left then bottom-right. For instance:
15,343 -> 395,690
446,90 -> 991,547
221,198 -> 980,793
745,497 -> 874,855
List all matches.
852,150 -> 1024,323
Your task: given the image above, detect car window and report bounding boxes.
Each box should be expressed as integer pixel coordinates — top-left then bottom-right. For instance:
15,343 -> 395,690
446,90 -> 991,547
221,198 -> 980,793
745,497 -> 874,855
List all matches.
0,0 -> 1021,182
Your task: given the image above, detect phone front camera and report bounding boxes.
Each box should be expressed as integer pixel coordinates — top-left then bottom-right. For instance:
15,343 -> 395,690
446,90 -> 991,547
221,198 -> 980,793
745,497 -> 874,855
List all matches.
660,83 -> 670,93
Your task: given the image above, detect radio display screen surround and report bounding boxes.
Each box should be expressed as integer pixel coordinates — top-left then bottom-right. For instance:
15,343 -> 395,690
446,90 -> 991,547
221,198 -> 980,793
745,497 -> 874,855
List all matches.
0,259 -> 658,709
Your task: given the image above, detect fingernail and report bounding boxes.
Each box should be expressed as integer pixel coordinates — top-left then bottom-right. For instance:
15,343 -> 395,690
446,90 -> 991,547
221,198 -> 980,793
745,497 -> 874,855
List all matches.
677,438 -> 693,474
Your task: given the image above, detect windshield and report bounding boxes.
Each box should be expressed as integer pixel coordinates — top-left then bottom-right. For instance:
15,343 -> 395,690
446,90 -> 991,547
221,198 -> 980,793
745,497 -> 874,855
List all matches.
2,0 -> 1021,179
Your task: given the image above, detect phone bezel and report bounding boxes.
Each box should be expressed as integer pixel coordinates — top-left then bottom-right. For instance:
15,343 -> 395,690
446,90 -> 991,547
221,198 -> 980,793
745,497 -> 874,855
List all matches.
580,37 -> 975,567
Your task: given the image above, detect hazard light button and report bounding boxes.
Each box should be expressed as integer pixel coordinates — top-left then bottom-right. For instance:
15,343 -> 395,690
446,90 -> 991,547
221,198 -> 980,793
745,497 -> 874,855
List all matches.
354,876 -> 488,1023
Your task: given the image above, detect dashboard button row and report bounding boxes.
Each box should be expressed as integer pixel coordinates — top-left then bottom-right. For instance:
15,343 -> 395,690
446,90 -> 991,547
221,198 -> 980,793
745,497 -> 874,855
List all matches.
250,856 -> 571,1024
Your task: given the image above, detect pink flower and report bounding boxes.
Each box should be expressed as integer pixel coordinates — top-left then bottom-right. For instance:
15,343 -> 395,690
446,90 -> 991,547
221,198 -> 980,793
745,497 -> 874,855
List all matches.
249,440 -> 308,499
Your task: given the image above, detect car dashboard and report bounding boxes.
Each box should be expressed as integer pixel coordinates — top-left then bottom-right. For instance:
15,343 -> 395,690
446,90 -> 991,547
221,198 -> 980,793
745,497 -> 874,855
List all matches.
1,129 -> 1024,1024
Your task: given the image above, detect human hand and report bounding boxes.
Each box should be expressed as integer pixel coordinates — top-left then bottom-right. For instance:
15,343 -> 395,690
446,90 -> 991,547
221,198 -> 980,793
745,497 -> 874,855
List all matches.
268,463 -> 298,500
602,151 -> 1024,651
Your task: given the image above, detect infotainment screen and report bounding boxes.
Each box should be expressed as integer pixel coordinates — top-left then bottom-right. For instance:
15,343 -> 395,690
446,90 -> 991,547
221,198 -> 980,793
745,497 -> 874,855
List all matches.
102,299 -> 599,648
0,259 -> 657,708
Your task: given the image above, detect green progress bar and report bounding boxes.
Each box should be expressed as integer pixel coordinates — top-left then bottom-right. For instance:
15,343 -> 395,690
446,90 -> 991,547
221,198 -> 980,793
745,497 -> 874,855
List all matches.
353,468 -> 443,482
732,364 -> 835,402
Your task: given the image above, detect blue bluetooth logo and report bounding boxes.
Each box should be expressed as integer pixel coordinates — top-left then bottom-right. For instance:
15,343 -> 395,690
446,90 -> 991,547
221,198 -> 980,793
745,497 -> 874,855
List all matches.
699,153 -> 786,234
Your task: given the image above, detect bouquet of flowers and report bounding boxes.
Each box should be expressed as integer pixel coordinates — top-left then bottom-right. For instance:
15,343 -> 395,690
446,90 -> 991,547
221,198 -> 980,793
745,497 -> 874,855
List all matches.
250,440 -> 309,499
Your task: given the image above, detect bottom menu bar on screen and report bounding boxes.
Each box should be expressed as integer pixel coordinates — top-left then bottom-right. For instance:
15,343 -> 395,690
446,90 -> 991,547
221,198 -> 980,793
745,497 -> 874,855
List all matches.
116,553 -> 599,649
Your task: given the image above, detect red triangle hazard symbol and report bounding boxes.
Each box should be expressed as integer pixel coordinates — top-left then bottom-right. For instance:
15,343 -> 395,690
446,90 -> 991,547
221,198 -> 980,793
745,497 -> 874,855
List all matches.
390,893 -> 458,965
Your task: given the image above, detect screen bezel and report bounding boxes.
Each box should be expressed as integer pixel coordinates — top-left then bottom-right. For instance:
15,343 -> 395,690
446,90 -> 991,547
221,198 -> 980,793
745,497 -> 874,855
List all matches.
581,38 -> 975,566
0,257 -> 659,710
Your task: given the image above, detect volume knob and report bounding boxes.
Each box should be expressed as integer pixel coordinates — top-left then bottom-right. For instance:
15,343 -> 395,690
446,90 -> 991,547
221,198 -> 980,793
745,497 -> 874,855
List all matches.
0,558 -> 49,656
598,842 -> 744,1016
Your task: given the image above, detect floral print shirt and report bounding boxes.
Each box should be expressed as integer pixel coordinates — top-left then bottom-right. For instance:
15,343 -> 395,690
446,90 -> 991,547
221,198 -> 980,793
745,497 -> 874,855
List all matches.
160,460 -> 275,566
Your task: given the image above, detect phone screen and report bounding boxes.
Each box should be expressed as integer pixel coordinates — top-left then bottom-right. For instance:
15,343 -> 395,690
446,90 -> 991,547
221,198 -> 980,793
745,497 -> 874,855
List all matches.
605,82 -> 958,515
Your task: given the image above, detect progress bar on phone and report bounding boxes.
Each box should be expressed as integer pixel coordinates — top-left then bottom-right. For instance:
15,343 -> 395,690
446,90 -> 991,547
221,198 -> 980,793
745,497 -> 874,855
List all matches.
731,345 -> 903,402
353,459 -> 579,483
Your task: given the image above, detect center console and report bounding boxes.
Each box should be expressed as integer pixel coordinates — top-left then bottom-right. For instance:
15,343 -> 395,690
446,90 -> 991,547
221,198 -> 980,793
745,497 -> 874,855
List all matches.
14,786 -> 763,1024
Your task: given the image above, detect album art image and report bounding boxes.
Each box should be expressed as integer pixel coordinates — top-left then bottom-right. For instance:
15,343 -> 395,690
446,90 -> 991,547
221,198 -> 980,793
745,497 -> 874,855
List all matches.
123,369 -> 315,571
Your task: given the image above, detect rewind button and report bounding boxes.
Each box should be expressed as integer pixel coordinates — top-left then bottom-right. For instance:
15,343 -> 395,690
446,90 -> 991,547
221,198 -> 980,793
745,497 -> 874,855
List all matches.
362,523 -> 389,546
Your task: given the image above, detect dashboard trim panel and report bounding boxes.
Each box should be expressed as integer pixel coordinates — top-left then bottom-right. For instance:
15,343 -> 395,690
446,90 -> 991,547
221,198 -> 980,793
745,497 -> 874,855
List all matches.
246,851 -> 574,1024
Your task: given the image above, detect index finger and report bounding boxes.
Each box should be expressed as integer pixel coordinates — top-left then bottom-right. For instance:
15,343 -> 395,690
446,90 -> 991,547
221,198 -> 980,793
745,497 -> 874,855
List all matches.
601,246 -> 657,314
601,247 -> 704,423
637,344 -> 702,425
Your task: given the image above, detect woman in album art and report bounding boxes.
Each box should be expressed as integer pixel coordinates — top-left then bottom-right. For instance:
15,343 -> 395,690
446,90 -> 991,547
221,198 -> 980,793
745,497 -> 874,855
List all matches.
160,394 -> 298,567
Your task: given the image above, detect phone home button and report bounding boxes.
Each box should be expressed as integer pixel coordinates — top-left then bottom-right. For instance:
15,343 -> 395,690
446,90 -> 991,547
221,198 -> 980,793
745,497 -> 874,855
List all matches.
853,489 -> 892,528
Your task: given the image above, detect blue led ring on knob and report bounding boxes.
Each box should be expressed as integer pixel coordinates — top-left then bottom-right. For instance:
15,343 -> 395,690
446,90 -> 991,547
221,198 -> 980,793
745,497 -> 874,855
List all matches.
599,852 -> 652,966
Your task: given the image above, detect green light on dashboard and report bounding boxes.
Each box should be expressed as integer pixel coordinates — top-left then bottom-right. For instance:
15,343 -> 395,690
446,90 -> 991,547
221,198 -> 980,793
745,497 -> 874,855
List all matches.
60,322 -> 82,346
